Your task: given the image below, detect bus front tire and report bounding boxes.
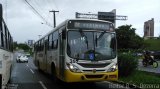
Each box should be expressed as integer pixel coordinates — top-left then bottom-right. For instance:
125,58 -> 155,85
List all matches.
37,61 -> 41,71
51,64 -> 61,84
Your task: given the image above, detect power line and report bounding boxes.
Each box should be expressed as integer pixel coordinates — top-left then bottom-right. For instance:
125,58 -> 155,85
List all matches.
27,0 -> 54,26
24,0 -> 60,27
29,0 -> 47,17
25,0 -> 45,20
30,0 -> 48,19
41,12 -> 54,28
46,12 -> 52,26
24,0 -> 52,27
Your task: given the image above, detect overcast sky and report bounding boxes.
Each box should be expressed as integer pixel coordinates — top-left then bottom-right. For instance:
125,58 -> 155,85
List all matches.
0,0 -> 160,43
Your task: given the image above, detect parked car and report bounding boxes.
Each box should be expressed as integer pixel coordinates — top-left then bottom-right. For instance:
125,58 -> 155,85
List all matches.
16,55 -> 28,63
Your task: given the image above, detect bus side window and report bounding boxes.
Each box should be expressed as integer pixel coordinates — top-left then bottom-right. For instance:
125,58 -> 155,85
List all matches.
53,31 -> 58,49
1,22 -> 5,48
5,26 -> 8,50
41,39 -> 44,51
0,32 -> 1,47
49,34 -> 52,50
59,26 -> 66,39
0,30 -> 1,47
11,37 -> 13,52
0,20 -> 2,47
39,41 -> 41,51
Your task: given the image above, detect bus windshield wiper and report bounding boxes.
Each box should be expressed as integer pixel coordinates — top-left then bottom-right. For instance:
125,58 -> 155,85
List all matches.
98,31 -> 106,40
79,29 -> 89,49
95,31 -> 106,47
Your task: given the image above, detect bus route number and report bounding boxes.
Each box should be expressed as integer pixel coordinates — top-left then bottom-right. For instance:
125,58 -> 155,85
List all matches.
70,59 -> 78,63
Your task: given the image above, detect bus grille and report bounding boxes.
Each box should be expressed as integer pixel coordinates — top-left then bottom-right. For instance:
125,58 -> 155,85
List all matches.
83,70 -> 105,73
85,75 -> 104,79
78,63 -> 110,68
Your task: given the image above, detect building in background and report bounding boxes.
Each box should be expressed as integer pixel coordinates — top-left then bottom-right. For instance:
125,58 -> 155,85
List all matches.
27,40 -> 34,48
98,9 -> 116,26
144,18 -> 154,39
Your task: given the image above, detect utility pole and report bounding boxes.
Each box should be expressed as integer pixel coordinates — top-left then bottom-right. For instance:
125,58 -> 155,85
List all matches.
49,10 -> 59,28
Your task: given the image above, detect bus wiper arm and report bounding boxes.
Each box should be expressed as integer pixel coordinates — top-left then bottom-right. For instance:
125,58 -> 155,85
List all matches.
79,29 -> 88,49
95,31 -> 106,47
97,31 -> 106,40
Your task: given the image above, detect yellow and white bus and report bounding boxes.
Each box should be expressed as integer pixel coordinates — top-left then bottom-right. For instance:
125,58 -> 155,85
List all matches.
0,4 -> 13,89
34,19 -> 118,82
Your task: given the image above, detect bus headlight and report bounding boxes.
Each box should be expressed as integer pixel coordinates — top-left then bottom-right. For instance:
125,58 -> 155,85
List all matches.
66,63 -> 81,73
107,64 -> 118,72
0,61 -> 2,68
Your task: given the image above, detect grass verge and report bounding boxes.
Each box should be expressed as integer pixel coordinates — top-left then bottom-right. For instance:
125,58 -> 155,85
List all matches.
119,70 -> 160,88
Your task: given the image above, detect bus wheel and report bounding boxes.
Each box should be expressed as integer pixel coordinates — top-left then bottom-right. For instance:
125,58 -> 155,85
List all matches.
153,61 -> 158,68
51,64 -> 56,80
37,61 -> 41,71
51,64 -> 61,84
8,66 -> 12,83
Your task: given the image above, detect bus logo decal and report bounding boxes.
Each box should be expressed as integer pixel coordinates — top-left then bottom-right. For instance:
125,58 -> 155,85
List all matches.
89,53 -> 94,60
93,69 -> 96,73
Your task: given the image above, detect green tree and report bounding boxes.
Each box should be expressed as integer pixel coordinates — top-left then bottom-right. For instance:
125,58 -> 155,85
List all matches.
118,53 -> 138,76
144,39 -> 160,51
116,25 -> 144,50
18,43 -> 30,51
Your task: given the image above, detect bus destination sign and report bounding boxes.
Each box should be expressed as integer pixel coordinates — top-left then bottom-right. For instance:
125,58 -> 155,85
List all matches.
68,20 -> 113,31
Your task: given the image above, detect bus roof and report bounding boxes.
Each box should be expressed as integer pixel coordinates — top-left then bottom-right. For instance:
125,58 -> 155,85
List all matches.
35,19 -> 113,43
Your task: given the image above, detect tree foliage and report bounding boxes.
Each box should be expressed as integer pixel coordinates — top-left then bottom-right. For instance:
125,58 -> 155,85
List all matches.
116,25 -> 144,49
13,42 -> 30,51
18,43 -> 30,51
118,53 -> 138,77
144,39 -> 160,51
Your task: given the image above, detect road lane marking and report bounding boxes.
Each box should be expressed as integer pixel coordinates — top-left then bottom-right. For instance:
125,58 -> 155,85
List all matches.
39,81 -> 47,89
26,64 -> 29,67
30,69 -> 34,74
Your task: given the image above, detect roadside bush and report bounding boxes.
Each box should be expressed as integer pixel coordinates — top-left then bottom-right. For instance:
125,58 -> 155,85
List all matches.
118,53 -> 138,77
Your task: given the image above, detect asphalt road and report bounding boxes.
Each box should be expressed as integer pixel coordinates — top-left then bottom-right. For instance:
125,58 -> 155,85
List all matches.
7,52 -> 126,89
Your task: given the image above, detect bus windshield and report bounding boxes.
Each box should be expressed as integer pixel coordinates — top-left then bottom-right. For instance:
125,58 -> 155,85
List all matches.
67,30 -> 116,61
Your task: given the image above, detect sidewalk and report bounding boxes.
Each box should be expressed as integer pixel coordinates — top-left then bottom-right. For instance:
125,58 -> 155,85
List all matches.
138,59 -> 160,74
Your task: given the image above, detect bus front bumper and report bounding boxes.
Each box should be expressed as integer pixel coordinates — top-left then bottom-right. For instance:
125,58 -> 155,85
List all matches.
64,70 -> 118,82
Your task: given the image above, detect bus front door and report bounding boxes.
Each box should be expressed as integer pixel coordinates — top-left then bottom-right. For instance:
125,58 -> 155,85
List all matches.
58,32 -> 65,80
